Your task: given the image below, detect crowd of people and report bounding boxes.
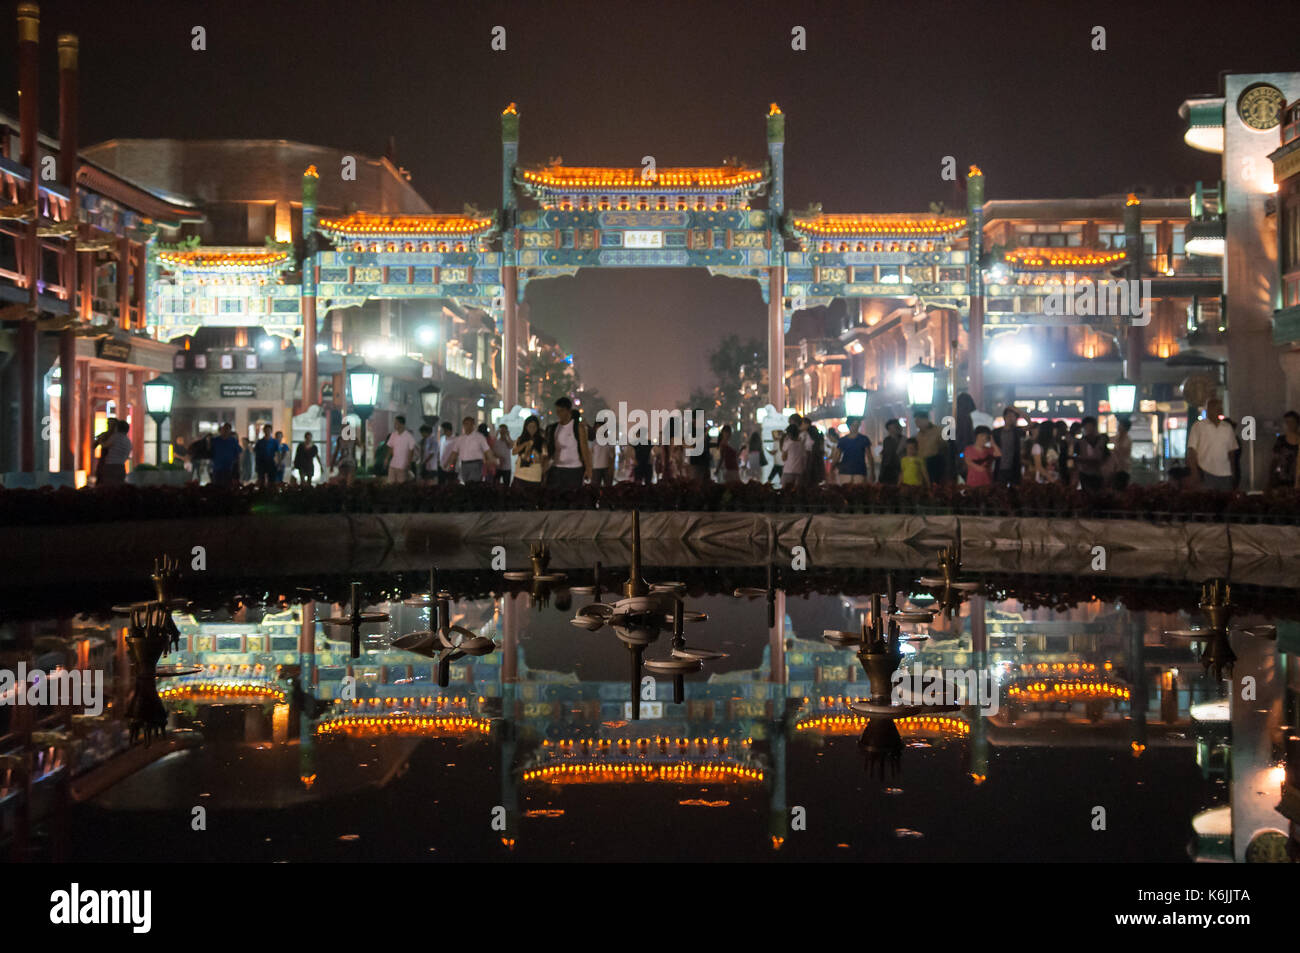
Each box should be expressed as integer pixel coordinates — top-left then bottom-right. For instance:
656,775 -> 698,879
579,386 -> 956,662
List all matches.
86,392 -> 1300,493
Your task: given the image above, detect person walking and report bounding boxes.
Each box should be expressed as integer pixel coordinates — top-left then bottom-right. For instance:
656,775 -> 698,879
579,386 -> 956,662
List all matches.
449,416 -> 495,482
779,416 -> 808,489
952,392 -> 975,483
254,425 -> 278,486
1270,411 -> 1300,489
92,417 -> 117,485
685,413 -> 712,483
717,424 -> 741,482
913,411 -> 946,485
1060,421 -> 1081,489
494,425 -> 514,485
210,423 -> 242,487
240,438 -> 255,485
545,397 -> 591,488
1109,415 -> 1132,490
631,425 -> 654,484
1187,398 -> 1238,491
1074,416 -> 1108,492
1030,419 -> 1060,483
97,418 -> 133,485
991,407 -> 1023,486
294,432 -> 321,485
803,422 -> 826,486
418,423 -> 439,482
963,425 -> 1000,487
878,419 -> 903,485
745,431 -> 766,482
188,431 -> 213,485
832,418 -> 875,484
899,437 -> 930,487
437,421 -> 456,483
589,423 -> 615,486
333,422 -> 358,485
766,430 -> 784,485
272,431 -> 289,483
385,415 -> 419,484
512,415 -> 547,486
477,423 -> 497,482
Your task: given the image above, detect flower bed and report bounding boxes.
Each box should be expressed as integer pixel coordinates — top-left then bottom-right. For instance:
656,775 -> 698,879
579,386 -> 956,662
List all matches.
2,478 -> 1300,527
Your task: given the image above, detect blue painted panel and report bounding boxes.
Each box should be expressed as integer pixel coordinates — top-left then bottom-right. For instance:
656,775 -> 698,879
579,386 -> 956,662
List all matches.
319,268 -> 349,282
598,249 -> 690,266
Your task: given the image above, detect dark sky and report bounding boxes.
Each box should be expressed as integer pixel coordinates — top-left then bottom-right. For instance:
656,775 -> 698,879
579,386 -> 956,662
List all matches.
4,0 -> 1295,409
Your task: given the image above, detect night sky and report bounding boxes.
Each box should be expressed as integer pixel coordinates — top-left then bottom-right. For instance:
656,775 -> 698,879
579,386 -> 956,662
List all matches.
3,0 -> 1295,410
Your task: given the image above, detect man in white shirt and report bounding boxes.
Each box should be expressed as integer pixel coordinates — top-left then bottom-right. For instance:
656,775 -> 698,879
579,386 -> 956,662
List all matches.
1187,398 -> 1239,491
385,415 -> 419,483
437,421 -> 456,483
448,416 -> 496,482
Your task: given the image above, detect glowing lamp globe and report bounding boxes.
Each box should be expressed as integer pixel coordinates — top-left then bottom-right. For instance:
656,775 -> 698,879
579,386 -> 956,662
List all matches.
843,385 -> 869,418
349,364 -> 381,417
1108,378 -> 1137,415
419,383 -> 442,420
143,375 -> 176,418
907,362 -> 936,410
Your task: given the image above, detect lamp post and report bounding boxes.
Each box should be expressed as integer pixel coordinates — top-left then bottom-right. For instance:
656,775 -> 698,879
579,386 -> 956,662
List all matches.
348,363 -> 380,473
1107,377 -> 1137,415
908,361 -> 936,414
843,384 -> 870,420
419,382 -> 442,425
142,374 -> 175,466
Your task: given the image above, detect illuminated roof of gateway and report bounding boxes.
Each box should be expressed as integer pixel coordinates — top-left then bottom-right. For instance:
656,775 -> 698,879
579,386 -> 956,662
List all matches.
158,680 -> 286,702
1002,246 -> 1127,268
517,164 -> 767,193
155,247 -> 293,270
523,735 -> 763,783
522,762 -> 764,784
316,212 -> 497,237
315,713 -> 492,737
791,213 -> 968,238
796,713 -> 971,737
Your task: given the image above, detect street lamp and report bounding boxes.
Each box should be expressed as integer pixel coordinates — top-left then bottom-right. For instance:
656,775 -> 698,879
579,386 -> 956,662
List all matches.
1107,377 -> 1137,415
142,374 -> 176,466
348,363 -> 380,472
419,382 -> 442,423
907,361 -> 936,411
843,384 -> 870,419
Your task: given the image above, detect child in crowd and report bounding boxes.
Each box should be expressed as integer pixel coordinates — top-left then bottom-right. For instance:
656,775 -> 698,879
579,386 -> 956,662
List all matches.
899,437 -> 930,487
963,425 -> 1001,487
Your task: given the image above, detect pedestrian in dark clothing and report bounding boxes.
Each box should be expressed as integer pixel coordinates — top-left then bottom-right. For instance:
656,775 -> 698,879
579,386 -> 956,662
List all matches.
991,406 -> 1023,486
878,419 -> 904,485
294,432 -> 321,485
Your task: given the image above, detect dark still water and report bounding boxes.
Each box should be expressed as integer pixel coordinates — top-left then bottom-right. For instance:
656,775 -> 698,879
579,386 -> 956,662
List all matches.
2,571 -> 1296,863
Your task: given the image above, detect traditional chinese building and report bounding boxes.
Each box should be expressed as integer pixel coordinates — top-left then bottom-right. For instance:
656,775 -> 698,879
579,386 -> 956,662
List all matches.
83,139 -> 503,452
0,5 -> 203,481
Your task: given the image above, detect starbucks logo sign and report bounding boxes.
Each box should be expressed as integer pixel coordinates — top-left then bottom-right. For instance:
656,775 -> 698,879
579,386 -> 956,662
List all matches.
1237,83 -> 1285,131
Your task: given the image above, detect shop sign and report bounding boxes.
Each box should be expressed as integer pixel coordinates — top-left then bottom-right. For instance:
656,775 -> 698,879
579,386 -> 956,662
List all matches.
96,339 -> 132,362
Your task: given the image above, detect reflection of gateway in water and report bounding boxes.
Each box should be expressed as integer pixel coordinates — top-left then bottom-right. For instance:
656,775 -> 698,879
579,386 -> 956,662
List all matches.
35,566 -> 1290,858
